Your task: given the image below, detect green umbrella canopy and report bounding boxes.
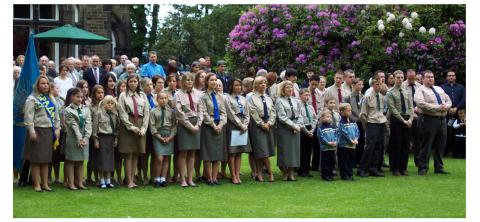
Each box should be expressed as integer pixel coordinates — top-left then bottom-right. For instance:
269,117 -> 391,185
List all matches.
34,24 -> 110,45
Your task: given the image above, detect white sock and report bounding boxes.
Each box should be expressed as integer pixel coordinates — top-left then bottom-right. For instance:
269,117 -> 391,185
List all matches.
100,178 -> 105,185
160,177 -> 166,182
105,178 -> 111,184
155,177 -> 161,182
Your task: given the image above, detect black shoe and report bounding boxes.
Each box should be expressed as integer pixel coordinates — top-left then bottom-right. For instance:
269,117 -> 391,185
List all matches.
207,181 -> 215,186
213,180 -> 221,185
369,170 -> 385,177
434,169 -> 450,174
106,183 -> 115,188
18,181 -> 27,187
357,171 -> 369,177
418,169 -> 427,176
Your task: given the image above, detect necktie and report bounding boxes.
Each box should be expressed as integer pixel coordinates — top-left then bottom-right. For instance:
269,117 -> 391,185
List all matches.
236,95 -> 244,116
76,107 -> 84,129
410,84 -> 416,107
211,92 -> 220,124
337,88 -> 343,103
399,88 -> 407,114
260,95 -> 269,120
131,94 -> 139,123
355,94 -> 361,110
288,97 -> 296,119
376,93 -> 381,112
147,94 -> 156,109
94,68 -> 98,84
311,89 -> 317,114
188,91 -> 195,111
107,111 -> 115,132
431,87 -> 443,105
160,107 -> 165,126
305,103 -> 312,125
331,110 -> 336,126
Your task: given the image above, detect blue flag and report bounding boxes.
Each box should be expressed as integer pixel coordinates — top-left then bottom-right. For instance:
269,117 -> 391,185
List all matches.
13,34 -> 39,171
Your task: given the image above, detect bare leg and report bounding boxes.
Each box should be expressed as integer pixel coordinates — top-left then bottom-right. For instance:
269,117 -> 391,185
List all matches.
212,161 -> 219,183
194,151 -> 201,178
249,153 -> 256,178
75,161 -> 86,189
131,154 -> 139,187
30,163 -> 41,191
220,161 -> 228,178
178,151 -> 188,186
161,156 -> 170,179
235,154 -> 242,183
263,158 -> 274,182
40,164 -> 51,190
204,160 -> 212,182
187,150 -> 196,185
255,159 -> 264,181
228,154 -> 237,183
154,155 -> 163,179
65,160 -> 76,189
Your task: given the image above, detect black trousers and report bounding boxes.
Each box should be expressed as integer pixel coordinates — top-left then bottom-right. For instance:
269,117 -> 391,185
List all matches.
321,150 -> 336,178
411,118 -> 420,167
359,123 -> 385,173
298,125 -> 315,175
389,117 -> 412,172
19,160 -> 31,184
337,147 -> 355,177
417,115 -> 447,171
454,136 -> 466,158
445,115 -> 456,157
355,122 -> 365,167
310,128 -> 321,171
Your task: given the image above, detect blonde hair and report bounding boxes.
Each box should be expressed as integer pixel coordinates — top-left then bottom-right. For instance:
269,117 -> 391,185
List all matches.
242,77 -> 254,88
180,72 -> 194,90
338,103 -> 351,113
393,70 -> 404,77
99,95 -> 117,108
299,88 -> 310,95
253,76 -> 267,92
277,80 -> 293,97
320,110 -> 332,118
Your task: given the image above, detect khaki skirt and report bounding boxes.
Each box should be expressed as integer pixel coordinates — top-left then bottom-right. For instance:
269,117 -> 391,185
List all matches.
153,128 -> 174,156
276,121 -> 301,167
177,117 -> 201,151
226,120 -> 252,154
25,127 -> 53,164
249,120 -> 276,159
118,116 -> 147,154
97,134 -> 115,171
200,124 -> 225,161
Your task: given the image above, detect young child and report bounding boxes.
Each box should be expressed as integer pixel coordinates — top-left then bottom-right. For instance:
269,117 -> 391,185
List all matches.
337,103 -> 360,181
317,111 -> 338,181
149,92 -> 177,187
298,88 -> 318,177
324,97 -> 341,127
64,87 -> 92,190
49,82 -> 65,184
92,95 -> 118,189
452,109 -> 466,159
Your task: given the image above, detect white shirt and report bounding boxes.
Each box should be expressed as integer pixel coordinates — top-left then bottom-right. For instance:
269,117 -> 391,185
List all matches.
54,76 -> 74,99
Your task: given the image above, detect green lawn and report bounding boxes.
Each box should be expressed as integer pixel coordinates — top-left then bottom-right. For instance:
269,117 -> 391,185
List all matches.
13,156 -> 465,218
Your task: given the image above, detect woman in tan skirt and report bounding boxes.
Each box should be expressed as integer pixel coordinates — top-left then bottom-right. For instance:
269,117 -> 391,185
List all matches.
117,75 -> 150,189
175,72 -> 204,187
24,75 -> 60,192
200,73 -> 227,185
275,80 -> 303,181
247,76 -> 277,182
225,78 -> 251,184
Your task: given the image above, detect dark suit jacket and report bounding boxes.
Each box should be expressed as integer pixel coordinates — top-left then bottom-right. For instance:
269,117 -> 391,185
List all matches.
83,67 -> 107,89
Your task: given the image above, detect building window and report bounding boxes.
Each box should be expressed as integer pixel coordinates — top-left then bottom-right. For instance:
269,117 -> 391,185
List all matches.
38,5 -> 58,20
14,4 -> 33,20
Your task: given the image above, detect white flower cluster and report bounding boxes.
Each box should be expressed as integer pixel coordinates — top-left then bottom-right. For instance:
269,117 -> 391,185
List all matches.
377,19 -> 385,31
378,11 -> 436,36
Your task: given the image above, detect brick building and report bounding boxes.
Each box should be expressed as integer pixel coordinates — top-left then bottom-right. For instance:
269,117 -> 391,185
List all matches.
13,4 -> 131,66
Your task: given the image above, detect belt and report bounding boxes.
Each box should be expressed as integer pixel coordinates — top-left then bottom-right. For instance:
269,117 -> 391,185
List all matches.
128,113 -> 143,118
420,114 -> 445,119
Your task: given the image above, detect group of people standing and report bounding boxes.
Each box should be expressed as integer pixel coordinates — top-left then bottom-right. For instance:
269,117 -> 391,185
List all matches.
14,51 -> 466,192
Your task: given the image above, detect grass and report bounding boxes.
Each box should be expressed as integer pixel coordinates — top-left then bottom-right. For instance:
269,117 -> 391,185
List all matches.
13,155 -> 465,218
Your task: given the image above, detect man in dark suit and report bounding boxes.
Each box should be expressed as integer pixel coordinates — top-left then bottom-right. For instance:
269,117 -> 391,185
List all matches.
83,55 -> 107,90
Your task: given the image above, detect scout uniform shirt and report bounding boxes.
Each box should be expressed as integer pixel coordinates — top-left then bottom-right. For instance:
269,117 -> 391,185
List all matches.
323,84 -> 343,111
275,96 -> 304,130
343,90 -> 363,123
24,94 -> 61,135
65,103 -> 92,141
247,92 -> 276,127
386,85 -> 414,123
117,90 -> 150,132
175,89 -> 205,130
201,89 -> 228,128
414,85 -> 452,117
308,87 -> 324,115
92,108 -> 119,140
224,93 -> 250,129
359,90 -> 387,124
401,80 -> 422,118
300,100 -> 318,132
149,105 -> 177,138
